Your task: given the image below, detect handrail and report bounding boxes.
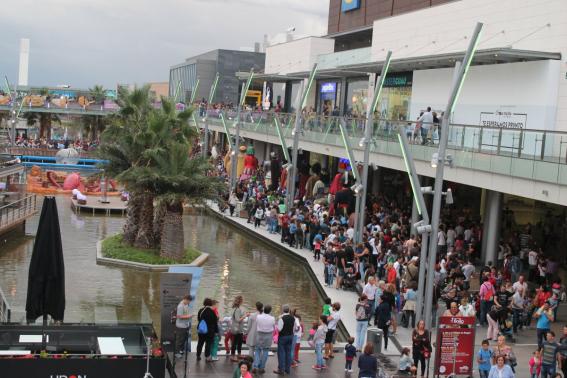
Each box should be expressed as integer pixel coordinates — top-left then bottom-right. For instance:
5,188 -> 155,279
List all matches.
208,113 -> 567,165
0,194 -> 38,231
0,286 -> 11,323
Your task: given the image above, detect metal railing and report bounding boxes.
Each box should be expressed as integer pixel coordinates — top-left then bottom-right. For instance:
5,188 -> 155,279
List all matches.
206,112 -> 567,186
0,194 -> 38,233
0,286 -> 11,323
6,147 -> 97,159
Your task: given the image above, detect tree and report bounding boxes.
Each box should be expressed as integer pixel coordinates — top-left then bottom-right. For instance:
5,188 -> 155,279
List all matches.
89,85 -> 106,104
148,142 -> 222,260
82,85 -> 108,139
98,85 -> 154,246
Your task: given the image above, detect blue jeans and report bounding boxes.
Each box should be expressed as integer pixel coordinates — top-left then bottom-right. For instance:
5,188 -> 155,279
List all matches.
480,300 -> 493,325
277,335 -> 293,373
291,335 -> 299,362
478,369 -> 489,378
327,266 -> 335,286
254,346 -> 269,369
512,308 -> 522,332
315,342 -> 325,367
359,261 -> 365,280
356,320 -> 368,350
541,363 -> 556,377
537,328 -> 549,349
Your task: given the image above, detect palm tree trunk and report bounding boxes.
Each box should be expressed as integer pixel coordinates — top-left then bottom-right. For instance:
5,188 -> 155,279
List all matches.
159,202 -> 185,261
123,190 -> 142,245
134,191 -> 154,249
153,201 -> 167,248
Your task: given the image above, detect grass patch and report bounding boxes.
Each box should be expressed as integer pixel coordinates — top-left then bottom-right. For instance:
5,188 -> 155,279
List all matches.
102,234 -> 201,265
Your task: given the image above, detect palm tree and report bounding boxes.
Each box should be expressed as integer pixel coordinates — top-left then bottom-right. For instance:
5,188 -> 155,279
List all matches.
98,85 -> 154,246
89,85 -> 106,104
83,85 -> 108,140
23,111 -> 61,140
148,142 -> 222,260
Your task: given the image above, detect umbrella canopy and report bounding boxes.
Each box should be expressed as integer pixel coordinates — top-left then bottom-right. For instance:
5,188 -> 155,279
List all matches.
25,197 -> 65,322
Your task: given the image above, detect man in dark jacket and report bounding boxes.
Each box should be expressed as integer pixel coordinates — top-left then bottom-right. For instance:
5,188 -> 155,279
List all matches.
375,295 -> 392,351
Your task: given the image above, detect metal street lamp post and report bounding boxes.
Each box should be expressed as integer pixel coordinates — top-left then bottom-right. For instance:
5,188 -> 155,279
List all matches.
355,51 -> 392,243
423,22 -> 484,330
285,64 -> 318,210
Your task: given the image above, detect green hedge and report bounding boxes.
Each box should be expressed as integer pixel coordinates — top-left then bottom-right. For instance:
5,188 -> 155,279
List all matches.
102,234 -> 201,265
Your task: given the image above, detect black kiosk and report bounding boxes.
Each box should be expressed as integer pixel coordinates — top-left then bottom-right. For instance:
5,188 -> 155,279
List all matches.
0,323 -> 168,378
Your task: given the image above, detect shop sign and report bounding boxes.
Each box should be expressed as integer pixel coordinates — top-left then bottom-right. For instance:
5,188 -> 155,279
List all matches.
383,72 -> 413,88
480,111 -> 527,129
341,0 -> 361,12
434,316 -> 476,376
321,82 -> 337,93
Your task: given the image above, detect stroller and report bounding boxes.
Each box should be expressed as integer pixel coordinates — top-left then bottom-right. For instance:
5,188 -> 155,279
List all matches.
341,262 -> 358,291
497,308 -> 516,343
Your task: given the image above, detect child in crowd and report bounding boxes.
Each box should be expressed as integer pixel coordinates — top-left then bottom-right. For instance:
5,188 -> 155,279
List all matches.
322,298 -> 332,316
477,339 -> 493,378
398,347 -> 416,375
344,336 -> 357,373
307,322 -> 318,347
528,349 -> 542,378
312,316 -> 328,371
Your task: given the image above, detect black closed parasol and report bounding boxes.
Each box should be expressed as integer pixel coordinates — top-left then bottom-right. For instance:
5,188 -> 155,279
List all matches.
25,197 -> 65,348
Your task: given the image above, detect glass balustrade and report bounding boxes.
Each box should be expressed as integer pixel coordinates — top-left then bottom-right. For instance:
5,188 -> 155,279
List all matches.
207,111 -> 567,186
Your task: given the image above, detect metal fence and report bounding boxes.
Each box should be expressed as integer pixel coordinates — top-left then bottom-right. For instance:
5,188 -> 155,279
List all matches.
0,286 -> 11,323
0,194 -> 38,234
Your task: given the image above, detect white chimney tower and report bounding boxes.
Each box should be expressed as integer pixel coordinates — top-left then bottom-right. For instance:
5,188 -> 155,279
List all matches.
18,38 -> 30,87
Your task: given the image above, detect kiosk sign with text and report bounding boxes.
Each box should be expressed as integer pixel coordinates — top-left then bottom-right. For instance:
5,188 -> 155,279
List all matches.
434,316 -> 476,376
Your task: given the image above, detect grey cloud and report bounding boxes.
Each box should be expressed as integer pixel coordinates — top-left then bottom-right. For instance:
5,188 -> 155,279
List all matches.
1,0 -> 328,88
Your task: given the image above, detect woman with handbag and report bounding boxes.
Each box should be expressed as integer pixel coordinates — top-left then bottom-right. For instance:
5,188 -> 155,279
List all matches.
412,320 -> 431,378
196,298 -> 219,362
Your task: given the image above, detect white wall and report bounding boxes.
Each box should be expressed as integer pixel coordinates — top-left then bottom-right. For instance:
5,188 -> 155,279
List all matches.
410,60 -> 561,130
371,0 -> 567,131
265,37 -> 334,75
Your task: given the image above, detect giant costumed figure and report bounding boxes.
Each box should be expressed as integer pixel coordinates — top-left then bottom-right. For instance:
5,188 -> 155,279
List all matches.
240,145 -> 258,182
236,145 -> 247,180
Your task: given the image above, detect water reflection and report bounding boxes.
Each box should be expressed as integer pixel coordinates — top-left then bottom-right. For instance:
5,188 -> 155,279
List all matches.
0,197 -> 323,335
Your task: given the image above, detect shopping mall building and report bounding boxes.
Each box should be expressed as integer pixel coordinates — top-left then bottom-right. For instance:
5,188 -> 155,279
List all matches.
206,0 -> 567,264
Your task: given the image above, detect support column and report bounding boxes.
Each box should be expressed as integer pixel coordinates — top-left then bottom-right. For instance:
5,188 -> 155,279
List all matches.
482,190 -> 502,265
371,167 -> 381,194
411,200 -> 419,236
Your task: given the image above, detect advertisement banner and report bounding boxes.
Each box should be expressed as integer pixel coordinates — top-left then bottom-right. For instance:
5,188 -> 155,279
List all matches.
434,317 -> 476,376
480,111 -> 527,129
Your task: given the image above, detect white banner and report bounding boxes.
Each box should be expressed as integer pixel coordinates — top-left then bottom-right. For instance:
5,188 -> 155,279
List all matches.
480,111 -> 527,129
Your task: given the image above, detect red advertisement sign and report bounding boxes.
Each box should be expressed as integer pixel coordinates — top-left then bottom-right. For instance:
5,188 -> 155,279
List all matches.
434,317 -> 476,376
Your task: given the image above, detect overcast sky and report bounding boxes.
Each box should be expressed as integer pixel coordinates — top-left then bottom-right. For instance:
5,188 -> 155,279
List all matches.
1,0 -> 328,89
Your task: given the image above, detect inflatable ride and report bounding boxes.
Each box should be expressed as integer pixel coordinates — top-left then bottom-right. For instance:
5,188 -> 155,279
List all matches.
27,165 -> 120,195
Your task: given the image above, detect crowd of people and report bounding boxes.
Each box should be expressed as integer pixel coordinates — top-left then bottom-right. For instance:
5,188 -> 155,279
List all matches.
193,138 -> 567,376
13,136 -> 99,151
175,294 -> 389,376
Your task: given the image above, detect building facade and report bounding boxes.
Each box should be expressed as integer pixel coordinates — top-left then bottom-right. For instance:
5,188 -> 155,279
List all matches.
226,0 -> 567,265
169,50 -> 265,104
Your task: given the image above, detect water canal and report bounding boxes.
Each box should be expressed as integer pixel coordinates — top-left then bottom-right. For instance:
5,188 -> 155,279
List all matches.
0,195 -> 323,335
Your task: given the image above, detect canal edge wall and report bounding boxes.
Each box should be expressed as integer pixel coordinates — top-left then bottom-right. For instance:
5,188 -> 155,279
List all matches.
95,240 -> 209,272
204,205 -> 354,341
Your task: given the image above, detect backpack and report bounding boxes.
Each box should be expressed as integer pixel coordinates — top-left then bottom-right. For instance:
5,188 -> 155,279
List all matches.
482,283 -> 494,301
197,319 -> 208,334
355,304 -> 367,320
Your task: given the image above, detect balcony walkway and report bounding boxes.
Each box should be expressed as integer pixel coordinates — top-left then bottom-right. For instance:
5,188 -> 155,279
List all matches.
205,113 -> 567,206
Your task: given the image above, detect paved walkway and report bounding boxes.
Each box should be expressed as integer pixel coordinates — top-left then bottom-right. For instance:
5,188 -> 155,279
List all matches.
206,203 -> 567,377
171,351 -> 397,378
207,203 -> 401,356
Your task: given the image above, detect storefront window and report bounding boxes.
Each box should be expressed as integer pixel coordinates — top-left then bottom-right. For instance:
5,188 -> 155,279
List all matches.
289,81 -> 302,113
317,81 -> 340,116
345,79 -> 368,117
379,72 -> 413,121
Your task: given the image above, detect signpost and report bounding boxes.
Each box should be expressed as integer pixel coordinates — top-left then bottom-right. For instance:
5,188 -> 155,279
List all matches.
434,316 -> 476,377
159,272 -> 192,353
